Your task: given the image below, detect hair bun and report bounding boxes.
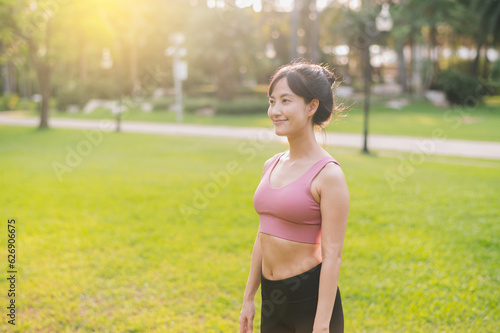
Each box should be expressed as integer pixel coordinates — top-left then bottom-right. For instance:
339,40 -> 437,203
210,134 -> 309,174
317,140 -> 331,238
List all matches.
320,67 -> 336,87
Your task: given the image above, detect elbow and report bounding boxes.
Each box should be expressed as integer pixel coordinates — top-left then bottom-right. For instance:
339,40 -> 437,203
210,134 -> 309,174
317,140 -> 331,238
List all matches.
326,255 -> 342,267
321,248 -> 342,266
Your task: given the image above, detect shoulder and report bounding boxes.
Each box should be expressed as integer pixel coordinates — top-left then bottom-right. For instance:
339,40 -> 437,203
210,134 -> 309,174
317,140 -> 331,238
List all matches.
311,157 -> 349,205
316,159 -> 347,189
263,157 -> 274,170
263,152 -> 285,170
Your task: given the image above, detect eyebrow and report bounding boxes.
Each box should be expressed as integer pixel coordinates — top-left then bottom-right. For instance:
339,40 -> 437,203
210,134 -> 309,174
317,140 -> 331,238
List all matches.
269,93 -> 293,99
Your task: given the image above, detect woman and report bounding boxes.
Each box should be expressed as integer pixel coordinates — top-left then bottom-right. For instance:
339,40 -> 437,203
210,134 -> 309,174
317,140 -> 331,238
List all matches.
239,61 -> 349,333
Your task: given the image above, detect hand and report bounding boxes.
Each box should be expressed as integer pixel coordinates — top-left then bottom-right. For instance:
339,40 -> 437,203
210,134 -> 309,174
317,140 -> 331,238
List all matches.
239,300 -> 255,333
312,325 -> 329,333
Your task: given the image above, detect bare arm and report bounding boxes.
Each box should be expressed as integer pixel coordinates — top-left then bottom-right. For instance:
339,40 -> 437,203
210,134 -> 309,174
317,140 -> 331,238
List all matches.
313,163 -> 349,332
243,233 -> 262,301
239,233 -> 262,333
239,156 -> 273,332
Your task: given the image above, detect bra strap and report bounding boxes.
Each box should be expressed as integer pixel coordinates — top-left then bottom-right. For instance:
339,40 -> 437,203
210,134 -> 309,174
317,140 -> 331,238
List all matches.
261,152 -> 285,179
303,157 -> 341,183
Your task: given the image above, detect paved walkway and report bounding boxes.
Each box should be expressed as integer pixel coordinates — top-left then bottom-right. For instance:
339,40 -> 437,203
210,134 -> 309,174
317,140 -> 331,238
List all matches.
1,113 -> 500,160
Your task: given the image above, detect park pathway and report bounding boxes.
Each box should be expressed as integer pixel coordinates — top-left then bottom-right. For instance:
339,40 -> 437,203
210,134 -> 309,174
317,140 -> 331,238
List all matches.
1,113 -> 499,160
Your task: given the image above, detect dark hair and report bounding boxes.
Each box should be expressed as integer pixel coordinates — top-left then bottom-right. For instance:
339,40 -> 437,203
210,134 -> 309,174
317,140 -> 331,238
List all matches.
268,60 -> 344,128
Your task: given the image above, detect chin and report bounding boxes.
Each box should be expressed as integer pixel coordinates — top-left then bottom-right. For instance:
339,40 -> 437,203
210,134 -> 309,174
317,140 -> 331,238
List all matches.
273,127 -> 288,137
272,121 -> 298,137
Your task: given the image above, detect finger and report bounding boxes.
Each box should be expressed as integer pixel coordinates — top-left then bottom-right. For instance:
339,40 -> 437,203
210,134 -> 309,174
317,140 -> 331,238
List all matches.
239,319 -> 247,333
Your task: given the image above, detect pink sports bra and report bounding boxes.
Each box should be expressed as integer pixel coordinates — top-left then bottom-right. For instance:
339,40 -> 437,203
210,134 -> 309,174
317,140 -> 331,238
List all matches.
253,152 -> 341,244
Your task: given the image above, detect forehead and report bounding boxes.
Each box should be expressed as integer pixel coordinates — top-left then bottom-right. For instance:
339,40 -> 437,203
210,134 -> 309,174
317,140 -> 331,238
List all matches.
270,78 -> 296,98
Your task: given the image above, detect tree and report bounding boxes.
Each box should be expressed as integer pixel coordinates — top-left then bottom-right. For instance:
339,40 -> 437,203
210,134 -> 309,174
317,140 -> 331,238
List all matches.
0,0 -> 68,128
470,0 -> 500,77
186,5 -> 261,100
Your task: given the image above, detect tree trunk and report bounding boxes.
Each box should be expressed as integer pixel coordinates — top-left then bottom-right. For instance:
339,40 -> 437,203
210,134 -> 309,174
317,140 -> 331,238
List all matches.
79,40 -> 87,83
0,42 -> 12,95
429,21 -> 439,73
408,21 -> 415,95
130,38 -> 140,97
309,0 -> 319,63
482,45 -> 490,79
423,21 -> 439,93
413,44 -> 424,97
1,62 -> 11,95
25,63 -> 32,99
396,42 -> 408,93
9,62 -> 16,95
216,56 -> 236,101
37,61 -> 51,129
362,34 -> 371,154
290,0 -> 300,61
130,8 -> 140,97
37,18 -> 52,129
471,40 -> 482,77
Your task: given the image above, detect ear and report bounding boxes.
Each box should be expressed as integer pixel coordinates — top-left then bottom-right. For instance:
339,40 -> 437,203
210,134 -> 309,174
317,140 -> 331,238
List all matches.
307,99 -> 319,117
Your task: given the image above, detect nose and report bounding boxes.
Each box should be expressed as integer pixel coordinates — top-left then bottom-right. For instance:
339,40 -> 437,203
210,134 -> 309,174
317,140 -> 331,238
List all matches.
268,102 -> 282,118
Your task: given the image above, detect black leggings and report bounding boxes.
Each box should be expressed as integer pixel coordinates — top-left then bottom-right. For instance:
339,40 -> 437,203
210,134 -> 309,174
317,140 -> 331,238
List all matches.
260,263 -> 343,333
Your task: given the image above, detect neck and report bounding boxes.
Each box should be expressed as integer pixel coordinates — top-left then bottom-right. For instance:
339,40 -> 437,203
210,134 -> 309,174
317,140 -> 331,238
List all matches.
286,125 -> 322,161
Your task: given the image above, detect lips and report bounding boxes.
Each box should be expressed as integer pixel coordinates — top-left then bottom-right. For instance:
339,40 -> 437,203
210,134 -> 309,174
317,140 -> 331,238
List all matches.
273,119 -> 287,125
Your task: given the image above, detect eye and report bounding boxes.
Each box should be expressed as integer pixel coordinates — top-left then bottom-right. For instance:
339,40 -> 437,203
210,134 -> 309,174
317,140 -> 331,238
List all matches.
282,99 -> 289,103
269,99 -> 275,105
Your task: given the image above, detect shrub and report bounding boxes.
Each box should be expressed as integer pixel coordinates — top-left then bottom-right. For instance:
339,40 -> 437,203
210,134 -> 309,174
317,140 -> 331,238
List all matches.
152,97 -> 175,111
185,84 -> 216,98
183,98 -> 216,113
56,77 -> 122,112
214,97 -> 268,115
179,97 -> 268,115
433,69 -> 487,106
56,88 -> 87,111
488,60 -> 500,95
491,60 -> 500,81
0,94 -> 19,111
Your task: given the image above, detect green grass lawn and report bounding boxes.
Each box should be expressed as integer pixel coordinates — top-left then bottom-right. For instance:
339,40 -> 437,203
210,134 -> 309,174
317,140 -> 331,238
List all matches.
0,126 -> 498,332
25,99 -> 500,142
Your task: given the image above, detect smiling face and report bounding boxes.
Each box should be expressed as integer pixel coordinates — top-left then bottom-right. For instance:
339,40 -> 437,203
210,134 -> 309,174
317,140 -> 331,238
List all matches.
268,78 -> 318,137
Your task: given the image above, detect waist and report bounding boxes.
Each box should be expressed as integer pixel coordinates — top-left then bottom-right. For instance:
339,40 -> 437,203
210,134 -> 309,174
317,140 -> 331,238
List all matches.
260,232 -> 322,280
261,263 -> 322,303
262,262 -> 322,284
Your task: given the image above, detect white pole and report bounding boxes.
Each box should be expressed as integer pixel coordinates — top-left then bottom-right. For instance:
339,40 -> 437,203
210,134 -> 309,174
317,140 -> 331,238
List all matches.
167,33 -> 185,123
173,51 -> 183,122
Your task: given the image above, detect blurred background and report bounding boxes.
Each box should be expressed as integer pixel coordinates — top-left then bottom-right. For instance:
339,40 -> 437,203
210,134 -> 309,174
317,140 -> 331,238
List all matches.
1,1 -> 499,332
0,0 -> 499,126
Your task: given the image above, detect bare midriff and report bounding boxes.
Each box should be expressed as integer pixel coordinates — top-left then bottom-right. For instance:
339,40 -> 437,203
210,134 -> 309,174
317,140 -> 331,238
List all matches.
260,232 -> 322,281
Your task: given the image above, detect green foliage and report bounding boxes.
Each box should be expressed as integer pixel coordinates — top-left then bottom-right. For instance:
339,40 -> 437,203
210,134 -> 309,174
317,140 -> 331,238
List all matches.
0,93 -> 18,111
55,78 -> 124,111
0,127 -> 498,332
0,95 -> 41,112
185,84 -> 217,98
183,97 -> 268,115
185,84 -> 269,100
491,60 -> 500,82
472,0 -> 500,44
3,0 -> 500,133
186,6 -> 264,100
151,97 -> 175,111
433,69 -> 487,106
183,97 -> 216,114
56,87 -> 88,111
214,97 -> 268,115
